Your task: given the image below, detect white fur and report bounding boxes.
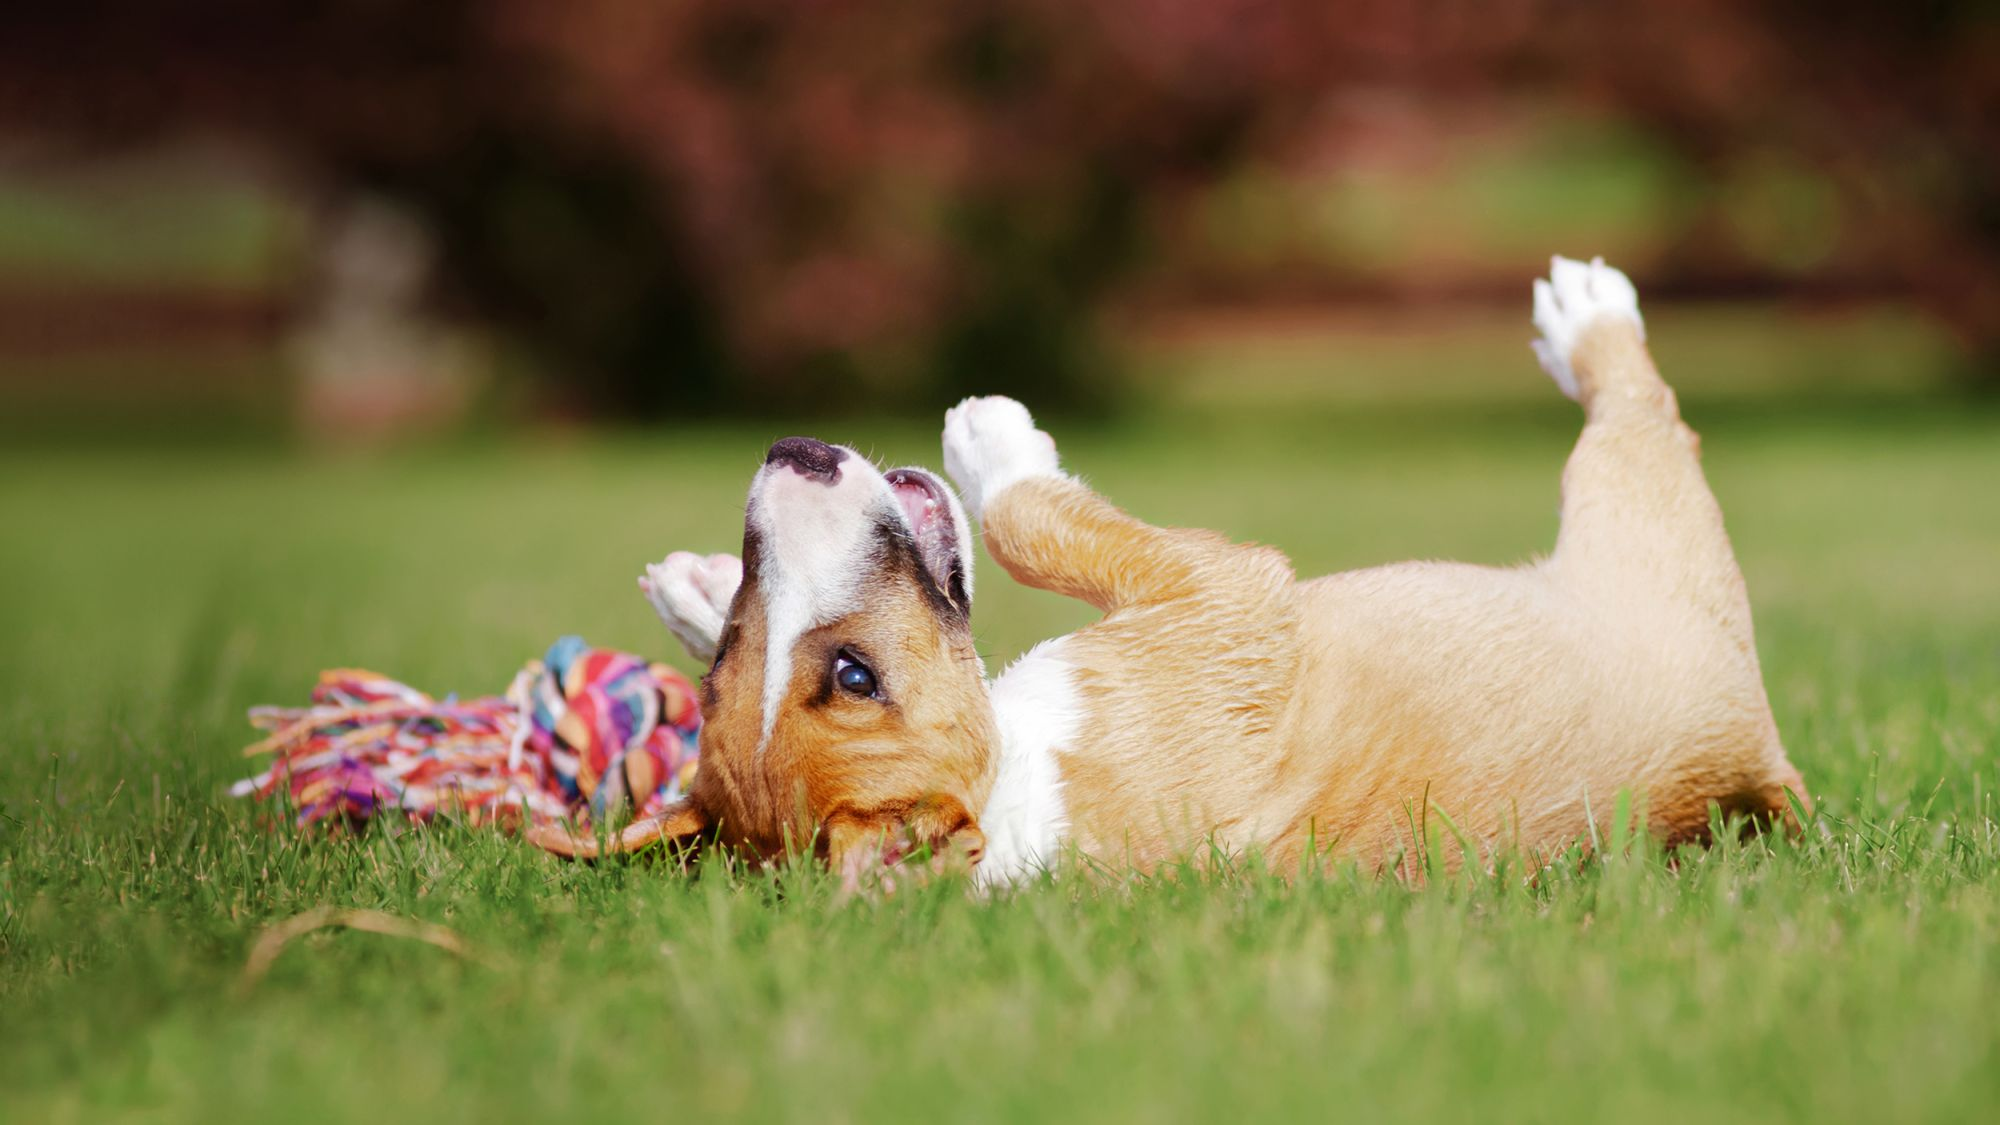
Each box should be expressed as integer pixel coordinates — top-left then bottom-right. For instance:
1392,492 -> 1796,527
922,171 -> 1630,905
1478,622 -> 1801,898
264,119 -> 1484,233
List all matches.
943,396 -> 1064,518
1532,255 -> 1644,401
749,451 -> 884,747
976,639 -> 1078,886
639,551 -> 741,664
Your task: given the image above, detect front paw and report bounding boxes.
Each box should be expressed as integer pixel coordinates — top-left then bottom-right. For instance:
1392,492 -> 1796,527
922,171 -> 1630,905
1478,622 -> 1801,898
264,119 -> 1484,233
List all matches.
942,396 -> 1062,517
638,551 -> 741,664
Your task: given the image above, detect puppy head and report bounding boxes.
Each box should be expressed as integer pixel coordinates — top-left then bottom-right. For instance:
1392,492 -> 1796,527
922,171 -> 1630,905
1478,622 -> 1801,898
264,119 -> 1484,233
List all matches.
625,437 -> 995,876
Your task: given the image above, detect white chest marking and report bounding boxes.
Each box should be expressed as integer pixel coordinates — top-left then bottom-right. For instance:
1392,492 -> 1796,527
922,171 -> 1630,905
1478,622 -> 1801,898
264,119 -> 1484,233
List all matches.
977,639 -> 1080,886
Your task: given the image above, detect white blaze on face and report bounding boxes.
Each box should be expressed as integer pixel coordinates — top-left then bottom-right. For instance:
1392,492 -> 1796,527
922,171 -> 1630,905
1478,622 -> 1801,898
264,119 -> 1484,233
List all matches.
743,438 -> 975,755
748,446 -> 890,749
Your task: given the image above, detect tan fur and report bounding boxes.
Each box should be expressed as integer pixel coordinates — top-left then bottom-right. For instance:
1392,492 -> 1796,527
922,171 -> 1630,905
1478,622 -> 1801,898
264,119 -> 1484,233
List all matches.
979,315 -> 1806,871
558,302 -> 1807,882
560,530 -> 995,878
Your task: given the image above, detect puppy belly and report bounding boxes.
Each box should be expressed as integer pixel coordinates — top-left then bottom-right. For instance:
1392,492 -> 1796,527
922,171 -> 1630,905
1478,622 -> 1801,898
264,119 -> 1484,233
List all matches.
1269,564 -> 1791,864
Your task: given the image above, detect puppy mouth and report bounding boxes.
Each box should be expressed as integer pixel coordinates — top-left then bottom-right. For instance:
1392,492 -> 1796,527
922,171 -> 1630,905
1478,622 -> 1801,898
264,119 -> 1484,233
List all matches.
885,468 -> 968,612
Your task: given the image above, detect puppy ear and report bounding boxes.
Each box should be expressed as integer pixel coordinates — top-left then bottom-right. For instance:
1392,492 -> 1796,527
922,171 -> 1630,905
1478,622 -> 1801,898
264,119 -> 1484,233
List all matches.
527,799 -> 711,860
825,796 -> 985,892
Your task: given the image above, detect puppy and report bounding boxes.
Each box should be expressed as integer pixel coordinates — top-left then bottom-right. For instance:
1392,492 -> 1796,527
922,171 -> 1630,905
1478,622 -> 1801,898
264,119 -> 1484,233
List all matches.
532,257 -> 1809,885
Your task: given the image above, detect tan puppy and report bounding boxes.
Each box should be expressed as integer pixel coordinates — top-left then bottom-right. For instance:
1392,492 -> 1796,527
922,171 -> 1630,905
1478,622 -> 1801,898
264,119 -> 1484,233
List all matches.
533,257 -> 1809,885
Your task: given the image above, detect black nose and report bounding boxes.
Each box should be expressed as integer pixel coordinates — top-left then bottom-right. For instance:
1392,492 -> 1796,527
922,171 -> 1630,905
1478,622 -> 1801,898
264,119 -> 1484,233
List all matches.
765,436 -> 846,482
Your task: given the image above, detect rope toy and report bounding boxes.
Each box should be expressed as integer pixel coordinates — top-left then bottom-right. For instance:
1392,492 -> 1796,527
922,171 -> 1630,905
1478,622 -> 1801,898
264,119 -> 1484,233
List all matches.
231,636 -> 700,833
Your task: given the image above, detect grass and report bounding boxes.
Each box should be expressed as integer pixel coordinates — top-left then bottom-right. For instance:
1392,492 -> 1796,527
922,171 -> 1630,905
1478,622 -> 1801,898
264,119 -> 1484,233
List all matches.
4,344 -> 1999,1121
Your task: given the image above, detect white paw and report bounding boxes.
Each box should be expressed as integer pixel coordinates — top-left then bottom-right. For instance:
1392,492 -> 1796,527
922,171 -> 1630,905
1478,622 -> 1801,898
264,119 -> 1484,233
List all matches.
638,551 -> 741,664
1531,255 -> 1644,401
942,396 -> 1062,517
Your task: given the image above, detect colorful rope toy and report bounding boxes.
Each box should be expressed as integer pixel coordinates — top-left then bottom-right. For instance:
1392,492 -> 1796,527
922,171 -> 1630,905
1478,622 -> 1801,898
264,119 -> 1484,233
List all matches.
232,637 -> 700,834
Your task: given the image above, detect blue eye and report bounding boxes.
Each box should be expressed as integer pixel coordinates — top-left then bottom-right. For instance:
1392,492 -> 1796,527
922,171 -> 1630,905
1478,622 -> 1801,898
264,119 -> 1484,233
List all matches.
834,653 -> 878,697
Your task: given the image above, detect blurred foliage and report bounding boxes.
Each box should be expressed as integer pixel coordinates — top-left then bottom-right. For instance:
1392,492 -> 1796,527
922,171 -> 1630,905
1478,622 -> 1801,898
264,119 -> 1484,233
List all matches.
0,175 -> 288,291
0,0 -> 1993,414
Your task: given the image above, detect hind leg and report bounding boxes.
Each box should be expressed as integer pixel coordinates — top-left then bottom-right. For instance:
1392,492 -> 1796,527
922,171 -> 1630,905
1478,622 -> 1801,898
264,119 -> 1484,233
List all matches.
1533,257 -> 1809,821
1535,257 -> 1753,641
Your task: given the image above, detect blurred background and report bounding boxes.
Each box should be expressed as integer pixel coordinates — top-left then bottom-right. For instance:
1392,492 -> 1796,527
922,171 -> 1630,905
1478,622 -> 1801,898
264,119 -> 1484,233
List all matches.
1,0 -> 1996,740
0,0 -> 1993,437
5,10 -> 2000,1115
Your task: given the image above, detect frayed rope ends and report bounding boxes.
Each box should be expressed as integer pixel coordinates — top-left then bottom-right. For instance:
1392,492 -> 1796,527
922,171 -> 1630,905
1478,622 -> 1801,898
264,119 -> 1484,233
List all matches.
232,636 -> 699,835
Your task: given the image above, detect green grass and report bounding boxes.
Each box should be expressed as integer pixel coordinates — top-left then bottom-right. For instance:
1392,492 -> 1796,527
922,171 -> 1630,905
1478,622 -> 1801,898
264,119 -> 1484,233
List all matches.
4,372 -> 2000,1121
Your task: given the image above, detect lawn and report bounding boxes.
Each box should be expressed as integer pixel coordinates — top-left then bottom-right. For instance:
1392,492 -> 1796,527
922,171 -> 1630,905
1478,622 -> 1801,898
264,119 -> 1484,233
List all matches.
4,318 -> 1999,1122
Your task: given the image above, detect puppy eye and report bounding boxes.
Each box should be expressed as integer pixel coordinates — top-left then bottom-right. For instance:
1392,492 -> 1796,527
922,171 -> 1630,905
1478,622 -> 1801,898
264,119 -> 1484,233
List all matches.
833,651 -> 878,698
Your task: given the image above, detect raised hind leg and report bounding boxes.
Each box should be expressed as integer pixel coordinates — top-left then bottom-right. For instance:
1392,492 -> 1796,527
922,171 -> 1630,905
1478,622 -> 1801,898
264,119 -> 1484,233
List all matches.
1535,257 -> 1754,641
1532,256 -> 1809,822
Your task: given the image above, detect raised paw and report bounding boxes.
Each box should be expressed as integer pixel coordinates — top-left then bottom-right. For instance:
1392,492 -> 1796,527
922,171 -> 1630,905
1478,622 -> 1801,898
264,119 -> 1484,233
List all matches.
942,396 -> 1062,518
638,551 -> 741,664
1531,255 -> 1644,402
